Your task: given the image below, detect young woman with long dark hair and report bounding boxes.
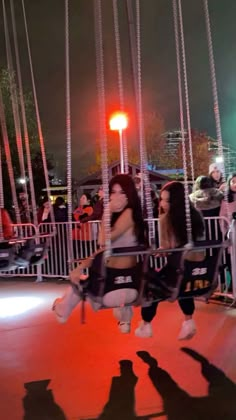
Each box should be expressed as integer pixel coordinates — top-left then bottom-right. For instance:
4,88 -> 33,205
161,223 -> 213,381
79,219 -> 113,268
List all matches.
135,181 -> 205,339
53,174 -> 146,333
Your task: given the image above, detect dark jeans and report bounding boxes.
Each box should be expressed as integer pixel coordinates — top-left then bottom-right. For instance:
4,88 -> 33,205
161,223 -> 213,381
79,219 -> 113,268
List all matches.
141,298 -> 195,323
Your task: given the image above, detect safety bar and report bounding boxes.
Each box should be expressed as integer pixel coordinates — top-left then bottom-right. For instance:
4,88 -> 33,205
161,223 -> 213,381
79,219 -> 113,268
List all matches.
109,240 -> 230,257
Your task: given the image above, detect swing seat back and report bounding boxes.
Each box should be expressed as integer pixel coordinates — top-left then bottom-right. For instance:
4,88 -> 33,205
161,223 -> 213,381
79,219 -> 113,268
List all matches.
177,240 -> 224,300
29,243 -> 48,266
144,250 -> 183,303
81,246 -> 148,308
15,240 -> 48,268
144,240 -> 225,304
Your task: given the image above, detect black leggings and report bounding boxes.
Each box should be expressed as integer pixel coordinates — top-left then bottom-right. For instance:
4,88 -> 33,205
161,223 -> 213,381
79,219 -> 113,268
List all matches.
141,298 -> 195,323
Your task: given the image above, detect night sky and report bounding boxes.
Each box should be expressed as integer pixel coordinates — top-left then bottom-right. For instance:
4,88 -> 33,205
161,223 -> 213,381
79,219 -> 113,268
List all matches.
0,0 -> 236,179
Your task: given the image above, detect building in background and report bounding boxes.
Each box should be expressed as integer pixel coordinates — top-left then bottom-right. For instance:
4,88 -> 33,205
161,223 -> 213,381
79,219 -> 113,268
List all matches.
76,161 -> 170,199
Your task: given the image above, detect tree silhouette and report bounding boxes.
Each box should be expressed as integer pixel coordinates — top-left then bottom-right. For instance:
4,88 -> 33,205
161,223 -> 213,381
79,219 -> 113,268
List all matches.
0,68 -> 54,209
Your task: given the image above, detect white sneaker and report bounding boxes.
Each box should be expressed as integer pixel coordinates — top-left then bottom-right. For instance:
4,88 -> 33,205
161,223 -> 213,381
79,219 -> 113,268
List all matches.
135,321 -> 153,338
178,319 -> 196,340
52,298 -> 68,324
118,322 -> 131,334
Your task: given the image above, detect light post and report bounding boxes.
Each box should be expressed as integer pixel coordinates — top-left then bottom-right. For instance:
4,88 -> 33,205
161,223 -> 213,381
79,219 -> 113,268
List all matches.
215,156 -> 223,164
18,177 -> 27,185
109,111 -> 128,173
215,155 -> 224,174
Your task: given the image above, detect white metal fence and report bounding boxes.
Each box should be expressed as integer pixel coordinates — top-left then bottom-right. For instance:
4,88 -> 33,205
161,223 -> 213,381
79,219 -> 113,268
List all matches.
1,217 -> 235,299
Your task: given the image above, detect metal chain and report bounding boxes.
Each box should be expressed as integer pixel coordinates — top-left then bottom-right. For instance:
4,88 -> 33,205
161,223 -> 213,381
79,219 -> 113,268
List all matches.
173,0 -> 192,243
126,0 -> 139,107
112,0 -> 128,173
0,85 -> 21,224
21,0 -> 55,226
2,0 -> 30,221
10,0 -> 38,226
203,0 -> 229,219
177,0 -> 195,183
65,0 -> 73,266
203,0 -> 224,163
136,0 -> 155,247
94,0 -> 111,253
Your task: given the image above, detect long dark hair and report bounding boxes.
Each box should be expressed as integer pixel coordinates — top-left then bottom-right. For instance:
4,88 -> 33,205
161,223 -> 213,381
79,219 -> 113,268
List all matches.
109,174 -> 145,244
226,172 -> 236,203
160,181 -> 204,244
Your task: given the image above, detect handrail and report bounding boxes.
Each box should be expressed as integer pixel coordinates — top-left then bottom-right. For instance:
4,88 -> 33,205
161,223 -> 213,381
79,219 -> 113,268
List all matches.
109,240 -> 230,257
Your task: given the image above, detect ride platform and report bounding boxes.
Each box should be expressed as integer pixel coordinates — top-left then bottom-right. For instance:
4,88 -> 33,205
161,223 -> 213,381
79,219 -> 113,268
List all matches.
0,279 -> 236,419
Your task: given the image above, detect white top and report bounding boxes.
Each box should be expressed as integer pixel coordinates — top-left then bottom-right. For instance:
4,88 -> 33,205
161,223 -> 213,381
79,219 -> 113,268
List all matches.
111,226 -> 138,249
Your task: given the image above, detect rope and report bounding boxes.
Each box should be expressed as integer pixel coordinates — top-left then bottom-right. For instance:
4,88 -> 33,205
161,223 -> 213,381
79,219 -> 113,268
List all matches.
136,0 -> 155,247
112,0 -> 128,173
172,0 -> 192,243
21,0 -> 55,226
177,0 -> 195,183
94,0 -> 111,254
65,0 -> 73,267
10,0 -> 38,226
2,0 -> 30,221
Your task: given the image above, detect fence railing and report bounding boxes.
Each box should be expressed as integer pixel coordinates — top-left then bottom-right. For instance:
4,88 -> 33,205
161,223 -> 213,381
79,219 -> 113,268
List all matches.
1,217 -> 234,299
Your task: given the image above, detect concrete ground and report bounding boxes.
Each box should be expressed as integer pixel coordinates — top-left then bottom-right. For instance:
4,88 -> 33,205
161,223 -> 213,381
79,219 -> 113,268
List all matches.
0,279 -> 236,420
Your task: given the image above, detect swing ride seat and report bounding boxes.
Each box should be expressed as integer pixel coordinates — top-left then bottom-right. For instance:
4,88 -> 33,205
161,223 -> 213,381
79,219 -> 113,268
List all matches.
14,239 -> 48,268
0,243 -> 19,272
144,239 -> 226,305
0,239 -> 48,272
81,245 -> 149,305
76,245 -> 149,323
75,238 -> 228,324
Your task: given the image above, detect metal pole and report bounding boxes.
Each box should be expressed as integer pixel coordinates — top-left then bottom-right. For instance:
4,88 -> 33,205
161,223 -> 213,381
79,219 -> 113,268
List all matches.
119,129 -> 124,173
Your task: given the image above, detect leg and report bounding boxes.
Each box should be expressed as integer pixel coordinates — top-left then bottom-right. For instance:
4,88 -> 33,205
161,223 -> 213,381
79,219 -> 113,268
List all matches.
52,284 -> 81,323
135,301 -> 159,338
178,298 -> 196,340
178,297 -> 195,317
103,289 -> 138,334
141,301 -> 159,322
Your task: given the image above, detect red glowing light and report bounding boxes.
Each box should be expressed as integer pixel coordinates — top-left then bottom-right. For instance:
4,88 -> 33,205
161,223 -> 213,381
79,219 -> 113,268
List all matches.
109,112 -> 128,131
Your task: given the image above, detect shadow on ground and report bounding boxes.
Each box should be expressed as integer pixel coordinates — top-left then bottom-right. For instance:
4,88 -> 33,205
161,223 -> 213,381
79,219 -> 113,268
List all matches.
23,379 -> 66,420
21,349 -> 236,420
83,348 -> 236,420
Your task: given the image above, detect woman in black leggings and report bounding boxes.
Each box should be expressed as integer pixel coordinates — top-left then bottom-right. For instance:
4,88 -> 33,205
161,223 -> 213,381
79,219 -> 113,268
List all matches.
135,181 -> 205,339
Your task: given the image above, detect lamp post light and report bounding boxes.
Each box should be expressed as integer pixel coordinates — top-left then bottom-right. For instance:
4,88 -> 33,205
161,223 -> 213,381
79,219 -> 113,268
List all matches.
18,177 -> 27,185
215,156 -> 223,164
109,111 -> 128,173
